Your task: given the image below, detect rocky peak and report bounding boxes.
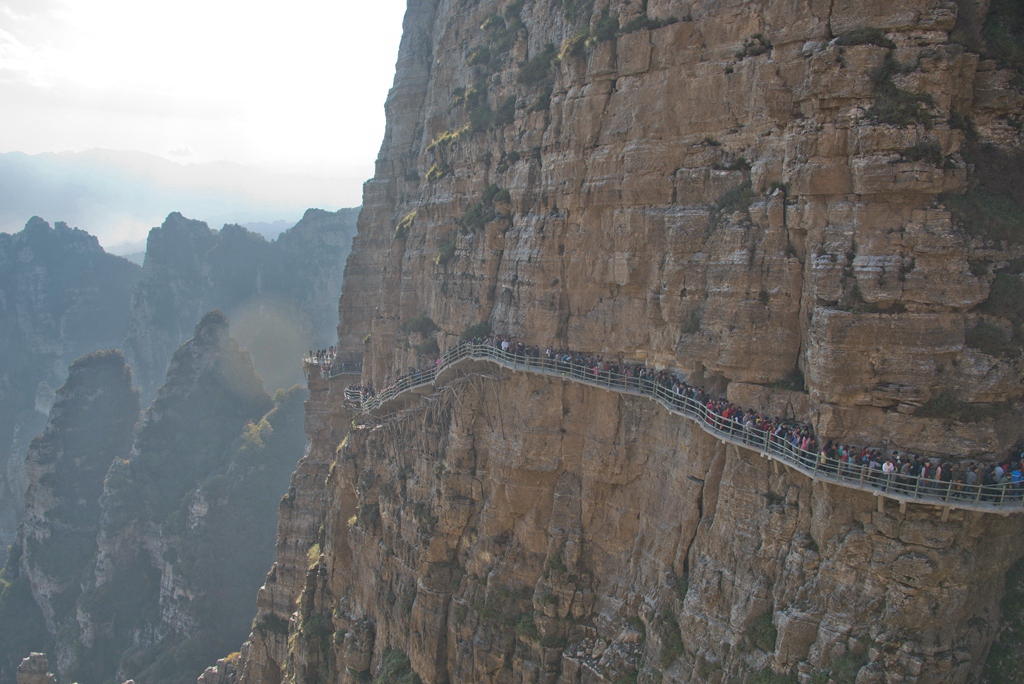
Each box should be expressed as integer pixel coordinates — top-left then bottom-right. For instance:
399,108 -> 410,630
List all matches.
124,209 -> 358,399
0,218 -> 141,564
15,654 -> 54,684
20,350 -> 139,635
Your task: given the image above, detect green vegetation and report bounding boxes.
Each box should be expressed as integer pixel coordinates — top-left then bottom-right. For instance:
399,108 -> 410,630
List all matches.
461,321 -> 491,340
451,84 -> 517,134
560,32 -> 589,60
901,141 -> 944,167
547,549 -> 568,573
436,239 -> 457,266
981,0 -> 1024,77
427,126 -> 468,152
681,311 -> 701,334
425,126 -> 468,182
497,150 -> 521,172
400,313 -> 440,336
426,163 -> 451,182
985,554 -> 1024,682
254,612 -> 291,636
394,211 -> 416,240
373,648 -> 422,684
529,84 -> 554,113
980,274 -> 1024,325
621,15 -> 671,34
966,322 -> 1020,358
416,338 -> 440,357
307,543 -> 321,569
809,652 -> 869,684
659,614 -> 684,666
867,56 -> 934,127
710,180 -> 755,228
748,611 -> 778,652
517,44 -> 557,84
592,12 -> 620,43
515,612 -> 539,640
459,184 -> 511,233
914,393 -> 1011,423
944,188 -> 1024,244
469,584 -> 533,630
834,27 -> 895,49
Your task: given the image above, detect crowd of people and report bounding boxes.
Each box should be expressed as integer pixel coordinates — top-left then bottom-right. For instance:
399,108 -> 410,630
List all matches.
307,347 -> 363,378
343,334 -> 1024,505
308,346 -> 337,366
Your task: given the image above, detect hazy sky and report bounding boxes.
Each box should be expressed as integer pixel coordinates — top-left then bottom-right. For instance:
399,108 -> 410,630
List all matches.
0,0 -> 406,181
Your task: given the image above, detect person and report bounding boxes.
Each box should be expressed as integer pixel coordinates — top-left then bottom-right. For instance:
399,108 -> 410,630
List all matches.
882,458 -> 896,492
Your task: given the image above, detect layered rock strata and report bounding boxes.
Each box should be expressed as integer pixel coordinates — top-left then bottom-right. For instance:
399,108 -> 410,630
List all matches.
340,0 -> 1023,458
0,218 -> 141,562
237,0 -> 1024,682
238,368 -> 1024,683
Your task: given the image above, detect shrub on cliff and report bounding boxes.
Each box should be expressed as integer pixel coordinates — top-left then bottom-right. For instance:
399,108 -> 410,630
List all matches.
944,188 -> 1024,245
981,0 -> 1024,77
394,211 -> 416,240
373,648 -> 421,684
400,313 -> 440,336
461,321 -> 491,340
833,27 -> 895,49
591,12 -> 619,42
560,31 -> 589,59
866,56 -> 934,127
436,240 -> 457,266
517,44 -> 556,84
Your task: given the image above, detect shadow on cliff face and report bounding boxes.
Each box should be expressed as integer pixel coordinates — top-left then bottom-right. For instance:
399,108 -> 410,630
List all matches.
230,297 -> 314,393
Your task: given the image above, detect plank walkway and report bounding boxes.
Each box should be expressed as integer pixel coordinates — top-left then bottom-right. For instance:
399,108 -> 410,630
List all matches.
320,343 -> 1021,515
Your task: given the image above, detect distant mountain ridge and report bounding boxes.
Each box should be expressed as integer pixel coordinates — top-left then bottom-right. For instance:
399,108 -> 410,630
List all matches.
0,208 -> 359,566
0,149 -> 368,245
124,207 -> 360,399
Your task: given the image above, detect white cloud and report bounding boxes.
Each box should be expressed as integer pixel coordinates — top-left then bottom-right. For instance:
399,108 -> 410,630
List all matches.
0,0 -> 406,173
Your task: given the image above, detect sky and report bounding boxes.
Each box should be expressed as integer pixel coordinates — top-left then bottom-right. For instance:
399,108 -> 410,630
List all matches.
0,0 -> 407,247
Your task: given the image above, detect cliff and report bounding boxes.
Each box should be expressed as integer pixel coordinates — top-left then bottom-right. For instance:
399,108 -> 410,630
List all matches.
335,0 -> 1024,458
124,208 -> 359,399
0,218 -> 141,563
0,313 -> 308,684
232,0 -> 1024,682
0,351 -> 139,684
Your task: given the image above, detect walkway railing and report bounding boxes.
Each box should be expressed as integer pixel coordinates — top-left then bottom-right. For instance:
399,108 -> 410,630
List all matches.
341,343 -> 1022,513
303,359 -> 363,380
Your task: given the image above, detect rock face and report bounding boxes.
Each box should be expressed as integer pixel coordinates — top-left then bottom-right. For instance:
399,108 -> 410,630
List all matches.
124,208 -> 359,400
60,311 -> 278,684
0,351 -> 138,684
336,0 -> 1023,457
231,0 -> 1024,683
0,312 -> 309,684
239,370 -> 1024,684
15,654 -> 55,684
0,218 -> 141,563
21,351 -> 140,636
